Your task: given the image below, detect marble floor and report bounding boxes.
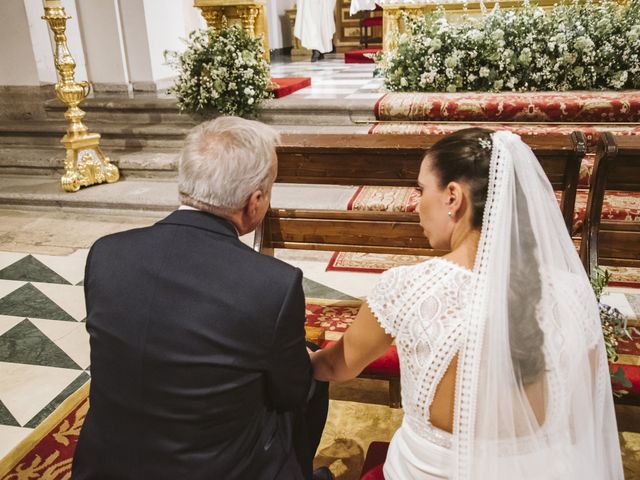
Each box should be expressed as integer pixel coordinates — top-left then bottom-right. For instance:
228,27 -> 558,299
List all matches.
0,206 -> 639,478
0,207 -> 387,473
270,56 -> 383,101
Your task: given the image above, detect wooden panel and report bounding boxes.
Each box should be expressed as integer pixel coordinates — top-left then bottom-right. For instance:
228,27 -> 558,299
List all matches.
268,242 -> 437,256
264,132 -> 585,261
607,153 -> 640,192
277,152 -> 421,185
266,217 -> 428,248
335,0 -> 363,47
584,132 -> 640,270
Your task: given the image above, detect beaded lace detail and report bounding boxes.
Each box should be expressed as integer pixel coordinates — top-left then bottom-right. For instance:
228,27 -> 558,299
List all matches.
368,257 -> 473,449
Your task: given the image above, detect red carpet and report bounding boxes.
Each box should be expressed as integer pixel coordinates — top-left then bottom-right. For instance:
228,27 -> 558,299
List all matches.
271,77 -> 311,98
345,48 -> 381,64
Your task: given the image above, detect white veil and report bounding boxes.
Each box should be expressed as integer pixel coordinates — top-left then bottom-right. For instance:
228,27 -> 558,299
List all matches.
453,131 -> 623,479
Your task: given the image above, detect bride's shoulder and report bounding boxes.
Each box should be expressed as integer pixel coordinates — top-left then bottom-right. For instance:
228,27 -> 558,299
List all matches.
377,257 -> 455,287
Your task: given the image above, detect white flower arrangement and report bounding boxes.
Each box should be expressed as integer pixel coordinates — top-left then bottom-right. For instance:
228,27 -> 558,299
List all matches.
375,0 -> 640,92
165,26 -> 271,117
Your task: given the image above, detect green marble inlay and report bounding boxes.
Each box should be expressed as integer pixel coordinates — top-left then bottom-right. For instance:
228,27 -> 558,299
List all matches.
0,255 -> 70,285
0,318 -> 80,369
25,371 -> 90,428
303,277 -> 358,301
0,399 -> 19,427
0,283 -> 75,322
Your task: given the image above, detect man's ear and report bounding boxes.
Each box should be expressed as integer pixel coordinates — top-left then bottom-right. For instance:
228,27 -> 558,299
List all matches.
245,190 -> 263,215
243,189 -> 263,219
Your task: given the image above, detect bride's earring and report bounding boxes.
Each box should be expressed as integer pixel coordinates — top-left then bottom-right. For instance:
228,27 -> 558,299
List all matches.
448,211 -> 453,218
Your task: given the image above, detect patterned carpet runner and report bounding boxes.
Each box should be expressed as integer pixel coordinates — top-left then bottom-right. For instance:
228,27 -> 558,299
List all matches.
0,382 -> 88,480
370,91 -> 640,151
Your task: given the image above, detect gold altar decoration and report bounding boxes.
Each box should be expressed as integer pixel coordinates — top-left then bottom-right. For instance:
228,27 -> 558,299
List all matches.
42,0 -> 119,193
194,0 -> 270,61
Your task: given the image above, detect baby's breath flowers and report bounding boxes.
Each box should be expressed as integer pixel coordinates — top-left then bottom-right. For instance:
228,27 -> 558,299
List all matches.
165,26 -> 271,118
375,0 -> 640,93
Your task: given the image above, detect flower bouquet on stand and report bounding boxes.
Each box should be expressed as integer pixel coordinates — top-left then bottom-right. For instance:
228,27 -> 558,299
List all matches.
166,25 -> 272,118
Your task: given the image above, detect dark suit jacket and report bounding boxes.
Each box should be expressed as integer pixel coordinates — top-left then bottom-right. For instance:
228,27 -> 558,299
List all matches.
72,210 -> 312,480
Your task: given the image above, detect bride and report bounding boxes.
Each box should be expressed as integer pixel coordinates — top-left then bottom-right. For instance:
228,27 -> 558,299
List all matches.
310,129 -> 624,479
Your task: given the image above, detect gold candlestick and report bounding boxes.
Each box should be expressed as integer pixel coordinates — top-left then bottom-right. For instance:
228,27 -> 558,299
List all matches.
43,0 -> 119,192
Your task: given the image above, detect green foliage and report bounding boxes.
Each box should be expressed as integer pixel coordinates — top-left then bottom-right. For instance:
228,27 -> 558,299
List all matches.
590,266 -> 637,396
165,26 -> 271,118
376,0 -> 640,92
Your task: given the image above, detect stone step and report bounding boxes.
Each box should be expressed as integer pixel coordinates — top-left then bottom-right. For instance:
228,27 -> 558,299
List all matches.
0,146 -> 179,178
0,175 -> 359,216
43,95 -> 377,127
0,123 -> 369,177
0,174 -> 178,213
1,92 -> 375,180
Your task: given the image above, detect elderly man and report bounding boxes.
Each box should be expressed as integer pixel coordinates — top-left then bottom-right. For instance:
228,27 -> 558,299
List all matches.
71,117 -> 332,480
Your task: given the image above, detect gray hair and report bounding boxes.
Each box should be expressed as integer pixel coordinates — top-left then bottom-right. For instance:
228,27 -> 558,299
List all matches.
179,116 -> 280,210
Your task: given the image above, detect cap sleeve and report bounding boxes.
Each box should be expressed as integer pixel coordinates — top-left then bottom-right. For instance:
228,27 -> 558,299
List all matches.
366,266 -> 408,337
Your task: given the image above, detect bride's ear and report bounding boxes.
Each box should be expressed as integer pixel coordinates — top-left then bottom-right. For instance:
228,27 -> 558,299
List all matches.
445,182 -> 465,218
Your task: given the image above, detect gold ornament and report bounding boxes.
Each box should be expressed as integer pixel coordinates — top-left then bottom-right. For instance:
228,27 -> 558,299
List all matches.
42,1 -> 119,192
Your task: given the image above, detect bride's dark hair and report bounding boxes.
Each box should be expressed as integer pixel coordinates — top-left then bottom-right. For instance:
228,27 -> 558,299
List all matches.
427,128 -> 546,385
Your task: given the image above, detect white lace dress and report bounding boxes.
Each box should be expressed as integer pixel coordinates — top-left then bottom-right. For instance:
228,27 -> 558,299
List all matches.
368,257 -> 474,480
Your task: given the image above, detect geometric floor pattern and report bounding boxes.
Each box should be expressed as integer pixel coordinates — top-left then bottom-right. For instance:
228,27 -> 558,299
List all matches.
0,247 -> 367,461
1,245 -> 637,478
0,250 -> 90,459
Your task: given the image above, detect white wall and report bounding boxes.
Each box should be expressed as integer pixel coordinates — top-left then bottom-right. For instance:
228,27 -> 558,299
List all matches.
0,0 -> 42,85
119,0 -> 205,90
142,0 -> 188,82
76,0 -> 129,89
23,1 -> 57,84
267,0 -> 296,50
0,0 -> 274,89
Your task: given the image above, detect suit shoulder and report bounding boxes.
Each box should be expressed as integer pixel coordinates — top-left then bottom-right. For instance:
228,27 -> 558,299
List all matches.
89,225 -> 155,255
246,249 -> 300,280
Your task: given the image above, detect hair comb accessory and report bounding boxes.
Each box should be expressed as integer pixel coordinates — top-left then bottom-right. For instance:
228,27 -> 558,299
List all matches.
478,137 -> 492,151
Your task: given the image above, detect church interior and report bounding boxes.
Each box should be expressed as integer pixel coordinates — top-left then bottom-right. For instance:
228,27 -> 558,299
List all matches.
0,0 -> 639,478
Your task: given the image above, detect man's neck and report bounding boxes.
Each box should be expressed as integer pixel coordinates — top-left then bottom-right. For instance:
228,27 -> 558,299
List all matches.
178,199 -> 241,236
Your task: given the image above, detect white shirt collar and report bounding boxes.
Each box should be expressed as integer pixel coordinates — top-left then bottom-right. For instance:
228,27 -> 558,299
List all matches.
177,205 -> 240,236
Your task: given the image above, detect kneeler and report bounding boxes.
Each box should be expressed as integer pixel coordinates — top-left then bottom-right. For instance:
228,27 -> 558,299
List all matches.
359,441 -> 390,480
304,327 -> 402,408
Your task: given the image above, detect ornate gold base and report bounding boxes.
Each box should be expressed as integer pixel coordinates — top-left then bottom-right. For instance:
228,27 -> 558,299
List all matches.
60,133 -> 119,192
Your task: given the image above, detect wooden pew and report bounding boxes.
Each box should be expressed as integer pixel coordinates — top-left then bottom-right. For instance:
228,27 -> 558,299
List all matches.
256,132 -> 587,407
581,133 -> 640,276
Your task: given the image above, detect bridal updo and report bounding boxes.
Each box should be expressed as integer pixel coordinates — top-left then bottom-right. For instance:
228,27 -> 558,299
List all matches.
426,128 -> 493,230
427,128 -> 546,385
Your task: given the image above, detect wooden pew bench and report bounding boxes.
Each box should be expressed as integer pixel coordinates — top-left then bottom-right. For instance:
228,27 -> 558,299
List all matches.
582,133 -> 640,274
257,132 -> 587,407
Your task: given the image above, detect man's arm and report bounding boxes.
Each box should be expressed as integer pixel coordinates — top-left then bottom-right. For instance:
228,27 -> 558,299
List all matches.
265,268 -> 312,411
